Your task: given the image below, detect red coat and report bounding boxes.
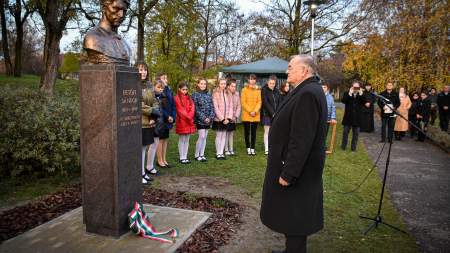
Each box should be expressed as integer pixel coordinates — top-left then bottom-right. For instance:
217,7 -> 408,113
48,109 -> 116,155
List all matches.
174,93 -> 196,135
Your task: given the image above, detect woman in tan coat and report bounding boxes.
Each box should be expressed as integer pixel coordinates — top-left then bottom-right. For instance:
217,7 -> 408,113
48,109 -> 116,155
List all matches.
394,87 -> 412,140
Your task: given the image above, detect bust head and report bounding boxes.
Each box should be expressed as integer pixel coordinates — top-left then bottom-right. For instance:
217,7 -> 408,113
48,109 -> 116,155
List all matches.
101,0 -> 130,29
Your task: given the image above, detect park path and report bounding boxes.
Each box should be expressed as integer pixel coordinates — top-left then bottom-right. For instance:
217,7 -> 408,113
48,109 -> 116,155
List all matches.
355,112 -> 450,252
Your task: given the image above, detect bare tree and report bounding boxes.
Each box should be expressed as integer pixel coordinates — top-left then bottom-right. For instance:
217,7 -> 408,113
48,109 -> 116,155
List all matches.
136,0 -> 158,62
8,0 -> 34,77
35,0 -> 77,96
197,0 -> 238,70
250,0 -> 375,57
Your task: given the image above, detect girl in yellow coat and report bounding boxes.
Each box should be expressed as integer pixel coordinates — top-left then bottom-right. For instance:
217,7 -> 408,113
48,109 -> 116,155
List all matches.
240,74 -> 262,155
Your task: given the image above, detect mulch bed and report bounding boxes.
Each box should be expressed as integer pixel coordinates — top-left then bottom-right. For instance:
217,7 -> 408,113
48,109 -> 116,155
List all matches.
0,184 -> 243,253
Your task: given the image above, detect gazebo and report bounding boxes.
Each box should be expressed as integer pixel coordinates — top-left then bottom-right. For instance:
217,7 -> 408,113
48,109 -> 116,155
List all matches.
220,57 -> 288,89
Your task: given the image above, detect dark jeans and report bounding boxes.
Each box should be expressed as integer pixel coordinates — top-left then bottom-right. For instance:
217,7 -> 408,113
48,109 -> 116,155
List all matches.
243,122 -> 258,149
285,234 -> 307,253
341,125 -> 359,151
381,117 -> 395,142
439,111 -> 449,132
430,106 -> 437,125
409,116 -> 417,137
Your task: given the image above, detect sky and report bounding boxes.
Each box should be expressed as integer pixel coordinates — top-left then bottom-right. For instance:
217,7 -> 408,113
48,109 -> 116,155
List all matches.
59,0 -> 268,53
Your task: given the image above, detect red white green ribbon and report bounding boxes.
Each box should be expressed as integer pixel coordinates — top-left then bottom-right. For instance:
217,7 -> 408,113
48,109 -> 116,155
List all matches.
128,202 -> 179,243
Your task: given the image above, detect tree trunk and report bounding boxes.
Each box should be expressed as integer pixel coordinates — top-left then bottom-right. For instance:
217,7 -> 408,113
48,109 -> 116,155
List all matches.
40,28 -> 62,97
0,0 -> 13,76
13,18 -> 23,77
137,0 -> 145,62
12,0 -> 23,77
202,44 -> 208,71
292,0 -> 302,55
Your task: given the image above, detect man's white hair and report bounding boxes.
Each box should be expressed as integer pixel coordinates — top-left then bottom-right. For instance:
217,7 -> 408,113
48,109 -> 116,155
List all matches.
291,54 -> 318,75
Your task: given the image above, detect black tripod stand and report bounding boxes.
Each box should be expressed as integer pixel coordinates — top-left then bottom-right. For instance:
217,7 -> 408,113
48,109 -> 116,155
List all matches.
359,98 -> 409,235
359,115 -> 406,235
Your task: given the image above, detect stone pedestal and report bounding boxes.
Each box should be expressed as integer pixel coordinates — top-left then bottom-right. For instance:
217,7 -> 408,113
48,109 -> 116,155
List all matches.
79,64 -> 142,238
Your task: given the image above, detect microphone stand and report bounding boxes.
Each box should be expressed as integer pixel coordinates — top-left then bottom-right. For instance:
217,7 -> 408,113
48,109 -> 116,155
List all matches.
360,93 -> 446,235
359,96 -> 406,235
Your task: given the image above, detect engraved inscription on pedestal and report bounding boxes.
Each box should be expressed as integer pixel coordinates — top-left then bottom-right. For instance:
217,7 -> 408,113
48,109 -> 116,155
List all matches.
119,89 -> 139,127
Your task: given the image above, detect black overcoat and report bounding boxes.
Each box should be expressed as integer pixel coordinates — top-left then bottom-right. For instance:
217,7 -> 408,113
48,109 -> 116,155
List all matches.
360,90 -> 375,132
260,77 -> 327,236
341,91 -> 365,127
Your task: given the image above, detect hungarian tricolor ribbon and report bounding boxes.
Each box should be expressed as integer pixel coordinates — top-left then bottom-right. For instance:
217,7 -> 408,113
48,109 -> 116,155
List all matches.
128,202 -> 179,243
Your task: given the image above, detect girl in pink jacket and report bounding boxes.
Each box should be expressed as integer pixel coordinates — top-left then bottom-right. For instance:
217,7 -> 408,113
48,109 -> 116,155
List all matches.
225,79 -> 241,156
212,78 -> 234,160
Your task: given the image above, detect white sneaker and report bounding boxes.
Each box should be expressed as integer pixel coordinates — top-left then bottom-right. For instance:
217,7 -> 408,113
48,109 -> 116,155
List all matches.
247,148 -> 251,155
225,151 -> 232,156
265,150 -> 269,155
251,149 -> 256,155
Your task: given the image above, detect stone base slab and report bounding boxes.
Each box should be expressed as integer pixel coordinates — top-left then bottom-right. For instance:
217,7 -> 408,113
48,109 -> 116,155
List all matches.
0,205 -> 211,253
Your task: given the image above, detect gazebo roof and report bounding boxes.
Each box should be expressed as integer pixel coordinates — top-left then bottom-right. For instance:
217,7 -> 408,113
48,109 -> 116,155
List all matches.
221,57 -> 288,74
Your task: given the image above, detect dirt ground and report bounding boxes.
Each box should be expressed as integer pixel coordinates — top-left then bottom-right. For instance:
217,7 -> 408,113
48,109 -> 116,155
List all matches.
155,176 -> 285,253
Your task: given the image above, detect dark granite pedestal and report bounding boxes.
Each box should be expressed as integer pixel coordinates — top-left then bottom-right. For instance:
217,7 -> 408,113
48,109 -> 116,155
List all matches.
79,64 -> 142,238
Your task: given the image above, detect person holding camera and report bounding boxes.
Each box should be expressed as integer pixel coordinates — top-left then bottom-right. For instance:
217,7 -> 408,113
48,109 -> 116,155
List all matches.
341,81 -> 365,152
377,82 -> 400,143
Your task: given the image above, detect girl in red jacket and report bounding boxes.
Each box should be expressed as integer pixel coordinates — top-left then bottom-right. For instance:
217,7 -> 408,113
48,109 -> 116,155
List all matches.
175,82 -> 196,164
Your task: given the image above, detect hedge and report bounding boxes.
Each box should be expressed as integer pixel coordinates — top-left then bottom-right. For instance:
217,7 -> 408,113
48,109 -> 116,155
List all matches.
0,87 -> 80,177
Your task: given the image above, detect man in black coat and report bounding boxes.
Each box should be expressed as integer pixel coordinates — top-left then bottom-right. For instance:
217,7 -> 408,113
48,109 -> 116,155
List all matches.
360,83 -> 376,132
377,82 -> 400,142
341,81 -> 365,151
260,54 -> 327,253
437,85 -> 450,132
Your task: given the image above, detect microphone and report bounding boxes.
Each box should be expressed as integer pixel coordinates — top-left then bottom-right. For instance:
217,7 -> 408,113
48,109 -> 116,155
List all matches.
371,92 -> 391,103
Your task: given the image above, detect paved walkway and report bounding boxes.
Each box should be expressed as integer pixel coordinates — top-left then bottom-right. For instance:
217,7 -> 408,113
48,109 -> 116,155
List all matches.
359,118 -> 450,252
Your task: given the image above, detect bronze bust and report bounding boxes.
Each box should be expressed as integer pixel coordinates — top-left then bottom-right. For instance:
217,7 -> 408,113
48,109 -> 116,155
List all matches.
82,0 -> 131,65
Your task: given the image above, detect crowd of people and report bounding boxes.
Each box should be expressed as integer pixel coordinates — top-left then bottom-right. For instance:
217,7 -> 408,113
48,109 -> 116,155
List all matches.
338,81 -> 450,152
139,57 -> 450,184
137,62 -> 291,184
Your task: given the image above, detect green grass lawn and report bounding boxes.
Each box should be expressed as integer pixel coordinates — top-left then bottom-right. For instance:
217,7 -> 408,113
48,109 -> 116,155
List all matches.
0,74 -> 79,95
0,75 -> 419,252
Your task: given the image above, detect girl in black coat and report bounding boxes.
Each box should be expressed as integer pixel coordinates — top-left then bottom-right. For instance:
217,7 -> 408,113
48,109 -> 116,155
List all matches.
279,81 -> 290,104
341,82 -> 365,151
261,75 -> 280,155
